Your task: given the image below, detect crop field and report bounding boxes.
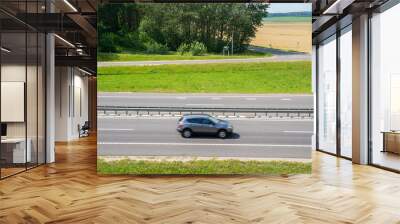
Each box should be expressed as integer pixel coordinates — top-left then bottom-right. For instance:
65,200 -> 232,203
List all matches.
251,19 -> 312,53
263,16 -> 311,23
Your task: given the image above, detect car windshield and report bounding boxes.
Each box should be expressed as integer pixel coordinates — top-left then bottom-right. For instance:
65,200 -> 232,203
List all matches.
208,116 -> 219,124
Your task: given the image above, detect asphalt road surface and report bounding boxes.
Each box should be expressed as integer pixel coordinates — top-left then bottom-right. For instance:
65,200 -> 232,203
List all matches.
98,93 -> 313,109
247,46 -> 309,56
98,54 -> 310,67
98,117 -> 313,159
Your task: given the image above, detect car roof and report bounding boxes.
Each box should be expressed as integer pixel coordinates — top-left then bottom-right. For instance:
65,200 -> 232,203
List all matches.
182,114 -> 212,119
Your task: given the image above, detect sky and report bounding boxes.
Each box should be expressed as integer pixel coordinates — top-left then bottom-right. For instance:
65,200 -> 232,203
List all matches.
268,3 -> 312,13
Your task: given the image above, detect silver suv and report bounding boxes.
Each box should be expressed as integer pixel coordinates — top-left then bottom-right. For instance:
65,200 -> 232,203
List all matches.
177,114 -> 233,138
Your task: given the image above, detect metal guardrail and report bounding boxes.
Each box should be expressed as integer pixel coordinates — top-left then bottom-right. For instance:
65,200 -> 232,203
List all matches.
97,106 -> 314,119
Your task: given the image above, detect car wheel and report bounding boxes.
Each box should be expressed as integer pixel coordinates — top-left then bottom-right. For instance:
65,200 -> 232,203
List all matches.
182,129 -> 192,138
218,130 -> 227,139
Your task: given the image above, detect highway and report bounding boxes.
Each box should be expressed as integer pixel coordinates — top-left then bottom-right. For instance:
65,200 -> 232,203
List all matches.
98,93 -> 314,109
98,117 -> 313,159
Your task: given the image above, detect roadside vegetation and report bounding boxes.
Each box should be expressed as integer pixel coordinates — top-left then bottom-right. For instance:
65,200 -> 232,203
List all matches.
98,50 -> 271,62
98,61 -> 311,93
97,159 -> 312,175
98,3 -> 268,55
263,11 -> 311,23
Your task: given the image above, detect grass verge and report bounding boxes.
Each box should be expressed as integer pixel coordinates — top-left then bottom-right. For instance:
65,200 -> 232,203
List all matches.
97,159 -> 312,175
98,61 -> 311,93
98,50 -> 271,62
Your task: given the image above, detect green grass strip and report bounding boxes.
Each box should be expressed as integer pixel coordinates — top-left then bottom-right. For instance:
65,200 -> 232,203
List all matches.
98,50 -> 271,62
98,61 -> 311,93
97,159 -> 312,175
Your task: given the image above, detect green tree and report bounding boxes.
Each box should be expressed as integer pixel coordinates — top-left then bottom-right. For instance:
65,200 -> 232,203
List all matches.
98,3 -> 269,53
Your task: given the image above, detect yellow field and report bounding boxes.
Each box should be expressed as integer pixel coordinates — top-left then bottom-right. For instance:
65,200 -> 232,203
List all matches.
251,22 -> 312,53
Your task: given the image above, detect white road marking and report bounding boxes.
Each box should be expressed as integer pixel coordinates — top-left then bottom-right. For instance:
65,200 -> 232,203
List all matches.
185,103 -> 224,106
283,131 -> 313,134
245,98 -> 257,100
176,97 -> 187,100
211,97 -> 221,100
98,142 -> 311,147
280,98 -> 292,101
98,128 -> 135,131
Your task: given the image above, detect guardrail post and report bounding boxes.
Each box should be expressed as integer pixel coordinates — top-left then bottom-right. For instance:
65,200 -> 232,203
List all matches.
97,106 -> 313,119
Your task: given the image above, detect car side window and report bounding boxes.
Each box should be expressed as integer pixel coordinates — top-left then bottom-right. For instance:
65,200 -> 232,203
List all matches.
201,118 -> 213,125
187,118 -> 201,124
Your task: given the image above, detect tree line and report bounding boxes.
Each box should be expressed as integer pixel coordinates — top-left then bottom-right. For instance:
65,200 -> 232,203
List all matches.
268,11 -> 311,17
98,3 -> 268,54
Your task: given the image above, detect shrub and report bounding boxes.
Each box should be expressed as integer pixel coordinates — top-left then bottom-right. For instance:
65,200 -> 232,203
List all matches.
122,32 -> 144,50
177,43 -> 191,55
99,32 -> 119,53
144,40 -> 169,54
190,41 -> 207,56
177,41 -> 207,56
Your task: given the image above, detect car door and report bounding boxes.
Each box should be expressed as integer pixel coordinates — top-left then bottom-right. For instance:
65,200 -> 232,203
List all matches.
188,118 -> 203,133
200,118 -> 217,134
